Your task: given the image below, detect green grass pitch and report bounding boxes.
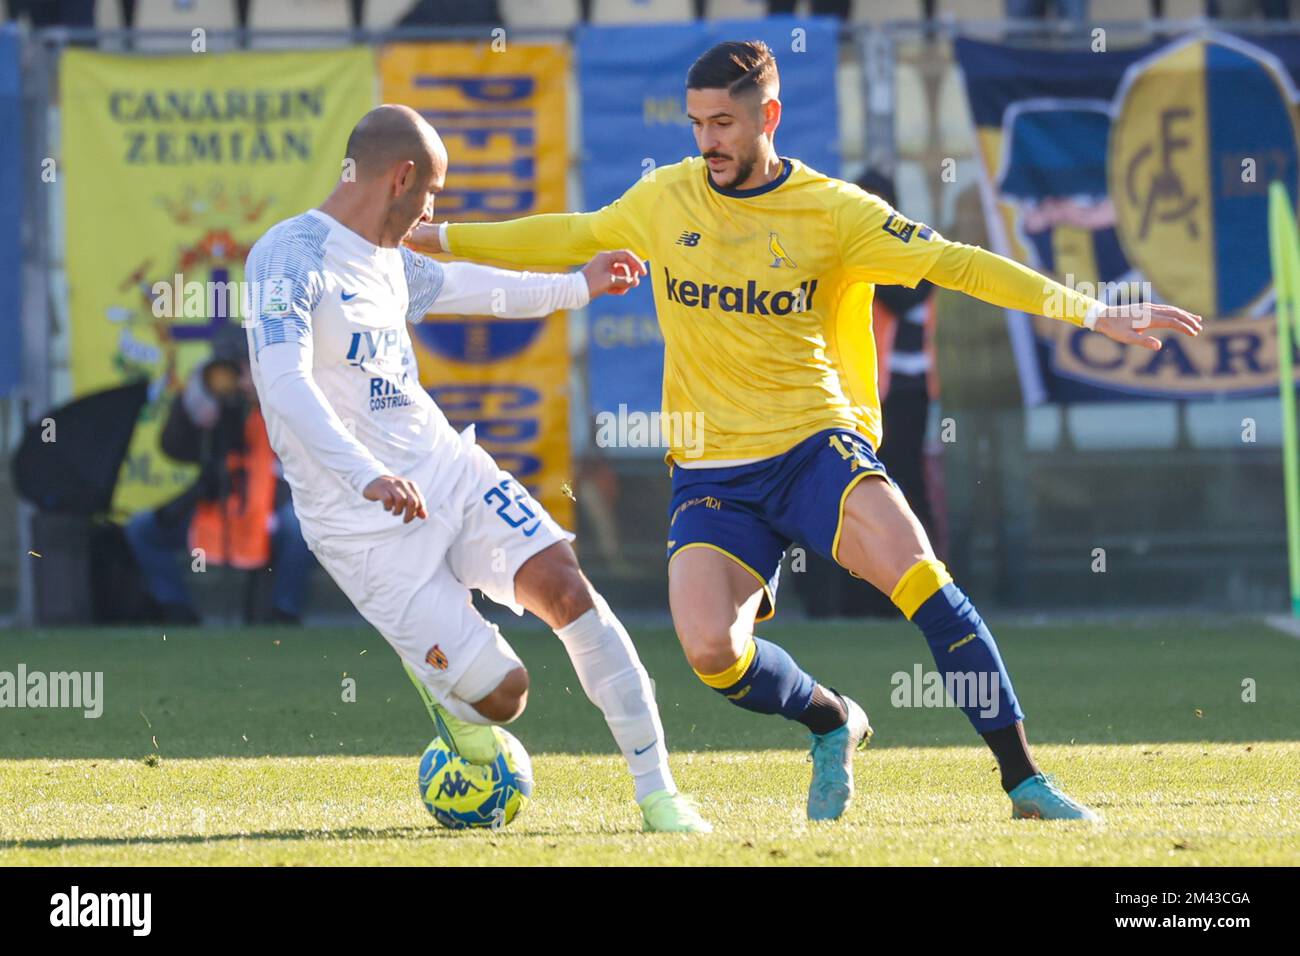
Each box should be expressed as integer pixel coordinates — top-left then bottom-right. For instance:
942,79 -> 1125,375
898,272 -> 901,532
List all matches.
1,617 -> 1298,865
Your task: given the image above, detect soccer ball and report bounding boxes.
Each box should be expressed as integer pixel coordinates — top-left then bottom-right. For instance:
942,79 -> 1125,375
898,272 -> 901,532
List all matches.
417,728 -> 533,830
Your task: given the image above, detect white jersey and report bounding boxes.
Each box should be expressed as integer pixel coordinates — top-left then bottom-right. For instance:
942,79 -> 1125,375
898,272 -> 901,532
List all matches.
244,208 -> 588,553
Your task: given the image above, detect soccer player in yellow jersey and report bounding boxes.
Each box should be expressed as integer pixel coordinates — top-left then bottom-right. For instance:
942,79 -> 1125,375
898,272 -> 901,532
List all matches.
407,40 -> 1202,823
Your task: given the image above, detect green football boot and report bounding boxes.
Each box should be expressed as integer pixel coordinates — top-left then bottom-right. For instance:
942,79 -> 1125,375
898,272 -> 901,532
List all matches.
404,663 -> 500,765
639,789 -> 713,833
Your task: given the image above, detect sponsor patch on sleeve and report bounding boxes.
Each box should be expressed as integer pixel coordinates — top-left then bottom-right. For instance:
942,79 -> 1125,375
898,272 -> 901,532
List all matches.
262,275 -> 292,316
882,213 -> 917,243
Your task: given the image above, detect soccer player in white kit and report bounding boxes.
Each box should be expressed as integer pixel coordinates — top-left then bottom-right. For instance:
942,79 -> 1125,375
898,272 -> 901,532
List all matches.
243,105 -> 709,833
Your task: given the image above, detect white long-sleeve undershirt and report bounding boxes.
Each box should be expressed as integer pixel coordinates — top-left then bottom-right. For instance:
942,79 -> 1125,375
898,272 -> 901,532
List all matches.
420,260 -> 590,318
256,339 -> 390,496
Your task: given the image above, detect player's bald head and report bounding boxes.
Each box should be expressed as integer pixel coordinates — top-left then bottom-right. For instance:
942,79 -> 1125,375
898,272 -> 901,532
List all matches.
344,104 -> 446,182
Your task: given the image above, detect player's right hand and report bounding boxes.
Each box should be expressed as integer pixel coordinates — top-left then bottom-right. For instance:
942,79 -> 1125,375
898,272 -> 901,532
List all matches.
402,221 -> 443,255
363,475 -> 428,524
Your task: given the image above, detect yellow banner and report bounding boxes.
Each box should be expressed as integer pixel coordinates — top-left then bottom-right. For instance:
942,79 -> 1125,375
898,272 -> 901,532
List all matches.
380,42 -> 573,527
63,47 -> 376,515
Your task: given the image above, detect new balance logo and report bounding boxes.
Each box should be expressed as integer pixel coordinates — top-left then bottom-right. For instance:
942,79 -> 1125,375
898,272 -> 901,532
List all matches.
436,772 -> 484,799
676,231 -> 701,246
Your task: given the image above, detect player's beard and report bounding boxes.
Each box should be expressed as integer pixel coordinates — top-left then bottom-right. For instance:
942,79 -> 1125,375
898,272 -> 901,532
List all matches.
706,146 -> 757,191
726,155 -> 756,190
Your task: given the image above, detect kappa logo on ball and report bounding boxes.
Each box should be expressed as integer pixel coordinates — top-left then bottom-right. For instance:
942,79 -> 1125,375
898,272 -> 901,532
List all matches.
425,645 -> 449,670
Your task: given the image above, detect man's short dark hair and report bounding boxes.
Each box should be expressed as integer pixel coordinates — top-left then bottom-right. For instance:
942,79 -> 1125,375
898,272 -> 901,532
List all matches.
686,40 -> 779,99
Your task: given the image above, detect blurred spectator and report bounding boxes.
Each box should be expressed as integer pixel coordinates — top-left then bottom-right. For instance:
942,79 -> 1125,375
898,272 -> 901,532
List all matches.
767,0 -> 850,16
1208,0 -> 1288,18
125,323 -> 312,624
399,0 -> 503,25
1006,0 -> 1088,18
856,168 -> 937,541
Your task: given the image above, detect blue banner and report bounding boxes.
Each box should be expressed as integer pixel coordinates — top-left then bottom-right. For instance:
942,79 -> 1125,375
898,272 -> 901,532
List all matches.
578,17 -> 841,439
0,24 -> 21,398
956,30 -> 1300,402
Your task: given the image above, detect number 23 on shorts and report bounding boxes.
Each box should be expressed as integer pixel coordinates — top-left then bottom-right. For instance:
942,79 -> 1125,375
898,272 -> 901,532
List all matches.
483,478 -> 539,533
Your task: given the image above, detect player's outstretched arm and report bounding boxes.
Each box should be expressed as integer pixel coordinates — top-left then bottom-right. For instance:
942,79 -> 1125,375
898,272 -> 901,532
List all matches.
404,216 -> 582,261
405,177 -> 652,267
404,248 -> 644,320
923,240 -> 1202,348
405,213 -> 612,268
837,191 -> 1201,349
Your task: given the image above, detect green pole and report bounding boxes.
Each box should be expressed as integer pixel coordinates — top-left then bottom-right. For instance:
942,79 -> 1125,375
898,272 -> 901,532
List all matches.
1268,182 -> 1300,616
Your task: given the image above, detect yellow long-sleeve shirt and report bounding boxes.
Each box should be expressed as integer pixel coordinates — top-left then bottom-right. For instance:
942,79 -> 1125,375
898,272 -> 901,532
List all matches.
447,156 -> 1100,463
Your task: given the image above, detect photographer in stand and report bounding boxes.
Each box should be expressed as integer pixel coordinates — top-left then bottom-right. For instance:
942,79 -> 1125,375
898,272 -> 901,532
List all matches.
124,322 -> 313,625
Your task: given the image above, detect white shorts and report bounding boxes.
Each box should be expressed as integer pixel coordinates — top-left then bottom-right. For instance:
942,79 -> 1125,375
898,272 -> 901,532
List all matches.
313,442 -> 573,704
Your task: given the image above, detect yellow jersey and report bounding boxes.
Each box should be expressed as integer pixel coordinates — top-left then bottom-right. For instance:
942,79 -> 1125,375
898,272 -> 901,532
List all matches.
447,156 -> 1098,464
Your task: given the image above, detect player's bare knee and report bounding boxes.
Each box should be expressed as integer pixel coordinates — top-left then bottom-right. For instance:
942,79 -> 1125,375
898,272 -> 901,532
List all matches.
679,622 -> 745,677
473,666 -> 529,723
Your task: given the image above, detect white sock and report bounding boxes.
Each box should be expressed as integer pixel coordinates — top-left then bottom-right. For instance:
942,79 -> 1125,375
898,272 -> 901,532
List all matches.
554,596 -> 675,803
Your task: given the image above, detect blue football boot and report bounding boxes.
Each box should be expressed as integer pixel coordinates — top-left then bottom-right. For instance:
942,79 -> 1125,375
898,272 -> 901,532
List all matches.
1008,773 -> 1101,821
807,694 -> 873,821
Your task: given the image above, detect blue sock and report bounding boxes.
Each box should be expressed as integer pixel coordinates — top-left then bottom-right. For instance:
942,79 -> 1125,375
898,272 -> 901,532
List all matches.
911,583 -> 1023,733
695,637 -> 815,720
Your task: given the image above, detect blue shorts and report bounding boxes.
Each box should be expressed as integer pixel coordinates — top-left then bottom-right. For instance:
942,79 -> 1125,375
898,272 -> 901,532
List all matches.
666,428 -> 892,622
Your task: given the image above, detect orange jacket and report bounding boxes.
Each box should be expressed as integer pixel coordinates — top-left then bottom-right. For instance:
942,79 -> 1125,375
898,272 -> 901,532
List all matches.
188,407 -> 276,569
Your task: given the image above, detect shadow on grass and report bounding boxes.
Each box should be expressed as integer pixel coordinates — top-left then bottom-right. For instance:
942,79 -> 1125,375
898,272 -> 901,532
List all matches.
0,824 -> 637,851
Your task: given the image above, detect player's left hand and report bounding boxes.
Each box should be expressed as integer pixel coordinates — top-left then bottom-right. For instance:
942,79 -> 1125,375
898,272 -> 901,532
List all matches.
1092,303 -> 1203,351
582,250 -> 645,299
